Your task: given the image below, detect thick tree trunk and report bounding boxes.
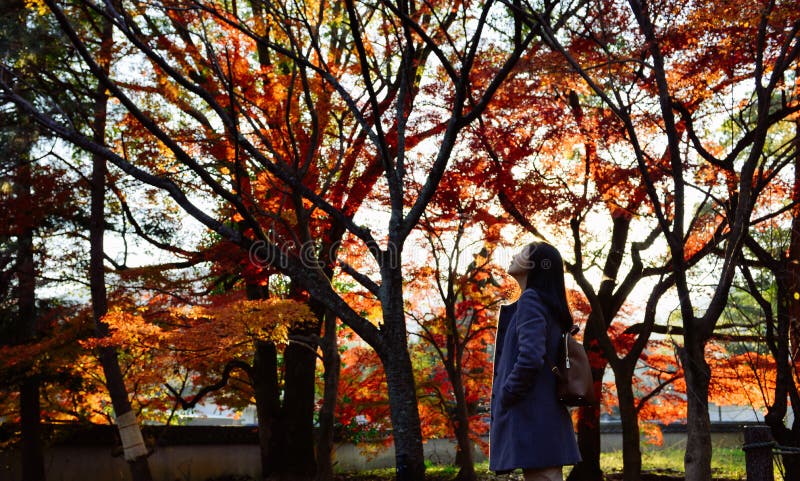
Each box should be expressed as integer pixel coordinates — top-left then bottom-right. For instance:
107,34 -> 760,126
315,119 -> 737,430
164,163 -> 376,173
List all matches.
244,284 -> 283,479
379,263 -> 426,481
20,377 -> 45,481
379,294 -> 426,480
268,281 -> 326,481
679,342 -> 712,481
783,419 -> 800,479
252,339 -> 281,479
315,310 -> 340,481
565,405 -> 603,481
89,18 -> 152,480
615,374 -> 642,481
566,335 -> 605,481
14,126 -> 46,481
382,347 -> 426,481
280,327 -> 318,480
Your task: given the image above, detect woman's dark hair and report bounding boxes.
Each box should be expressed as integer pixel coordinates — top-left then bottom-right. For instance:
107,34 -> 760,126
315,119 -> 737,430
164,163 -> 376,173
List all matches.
524,241 -> 573,331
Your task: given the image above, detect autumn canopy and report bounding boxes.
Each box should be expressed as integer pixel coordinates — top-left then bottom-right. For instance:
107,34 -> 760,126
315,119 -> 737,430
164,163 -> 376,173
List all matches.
0,0 -> 799,481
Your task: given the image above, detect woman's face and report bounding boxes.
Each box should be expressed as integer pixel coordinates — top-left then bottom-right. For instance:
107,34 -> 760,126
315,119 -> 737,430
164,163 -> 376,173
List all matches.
507,246 -> 531,276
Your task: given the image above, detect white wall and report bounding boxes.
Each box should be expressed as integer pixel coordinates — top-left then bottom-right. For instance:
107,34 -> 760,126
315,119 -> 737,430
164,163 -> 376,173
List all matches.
0,428 -> 748,481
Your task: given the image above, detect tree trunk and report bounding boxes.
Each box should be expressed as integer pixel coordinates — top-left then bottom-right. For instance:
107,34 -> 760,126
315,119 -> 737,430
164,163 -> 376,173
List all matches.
783,418 -> 800,480
565,404 -> 603,481
246,284 -> 284,479
381,347 -> 426,481
769,277 -> 800,480
615,372 -> 642,481
441,305 -> 476,481
450,369 -> 476,481
566,335 -> 605,481
766,120 -> 800,479
379,264 -> 426,481
94,349 -> 152,478
790,110 -> 800,362
20,377 -> 45,481
89,17 -> 152,480
14,123 -> 46,481
782,117 -> 800,480
679,342 -> 712,481
280,325 -> 319,480
315,310 -> 340,481
253,339 -> 281,479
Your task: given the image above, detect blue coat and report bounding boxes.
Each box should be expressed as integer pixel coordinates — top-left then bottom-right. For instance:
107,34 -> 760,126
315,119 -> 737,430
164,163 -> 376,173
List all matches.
489,288 -> 581,473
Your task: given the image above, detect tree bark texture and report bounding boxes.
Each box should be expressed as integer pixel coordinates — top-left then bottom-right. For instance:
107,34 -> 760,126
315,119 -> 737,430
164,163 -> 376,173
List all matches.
379,266 -> 426,481
252,339 -> 281,478
280,326 -> 319,480
679,343 -> 712,481
616,375 -> 642,481
382,348 -> 426,481
744,426 -> 775,481
261,282 -> 326,481
315,310 -> 340,481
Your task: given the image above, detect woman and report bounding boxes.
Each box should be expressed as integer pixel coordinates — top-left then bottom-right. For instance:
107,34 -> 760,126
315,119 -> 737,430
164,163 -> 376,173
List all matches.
489,242 -> 581,481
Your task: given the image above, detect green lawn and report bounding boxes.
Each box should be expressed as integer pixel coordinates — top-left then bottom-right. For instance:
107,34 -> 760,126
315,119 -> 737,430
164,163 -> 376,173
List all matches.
600,447 -> 746,479
331,448 -> 751,480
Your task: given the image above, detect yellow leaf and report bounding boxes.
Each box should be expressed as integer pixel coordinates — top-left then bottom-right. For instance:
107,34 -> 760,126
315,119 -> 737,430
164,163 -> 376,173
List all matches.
24,0 -> 48,15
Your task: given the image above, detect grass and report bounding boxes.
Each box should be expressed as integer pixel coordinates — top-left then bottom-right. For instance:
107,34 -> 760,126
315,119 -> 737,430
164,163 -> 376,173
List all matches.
329,448 -> 750,480
600,447 -> 746,479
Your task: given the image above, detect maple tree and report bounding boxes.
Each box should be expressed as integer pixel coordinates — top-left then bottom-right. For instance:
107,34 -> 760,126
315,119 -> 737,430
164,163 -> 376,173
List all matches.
0,4 -> 207,478
0,299 -> 178,426
0,0 -> 558,478
0,2 -> 95,479
4,2 -> 799,481
87,10 -> 154,479
738,152 -> 800,477
466,2 -> 800,480
87,230 -> 322,479
600,327 -> 779,448
4,115 -> 47,481
406,192 -> 510,481
334,334 -> 393,447
504,1 -> 800,479
71,277 -> 326,478
469,37 -> 680,480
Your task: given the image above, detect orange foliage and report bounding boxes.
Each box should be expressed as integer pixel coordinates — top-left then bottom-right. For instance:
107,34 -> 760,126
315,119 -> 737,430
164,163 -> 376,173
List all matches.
335,336 -> 392,448
58,292 -> 316,415
600,323 -> 777,446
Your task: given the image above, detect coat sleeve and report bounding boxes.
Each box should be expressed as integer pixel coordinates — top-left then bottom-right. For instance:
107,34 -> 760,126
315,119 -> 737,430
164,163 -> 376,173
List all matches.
500,290 -> 548,408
